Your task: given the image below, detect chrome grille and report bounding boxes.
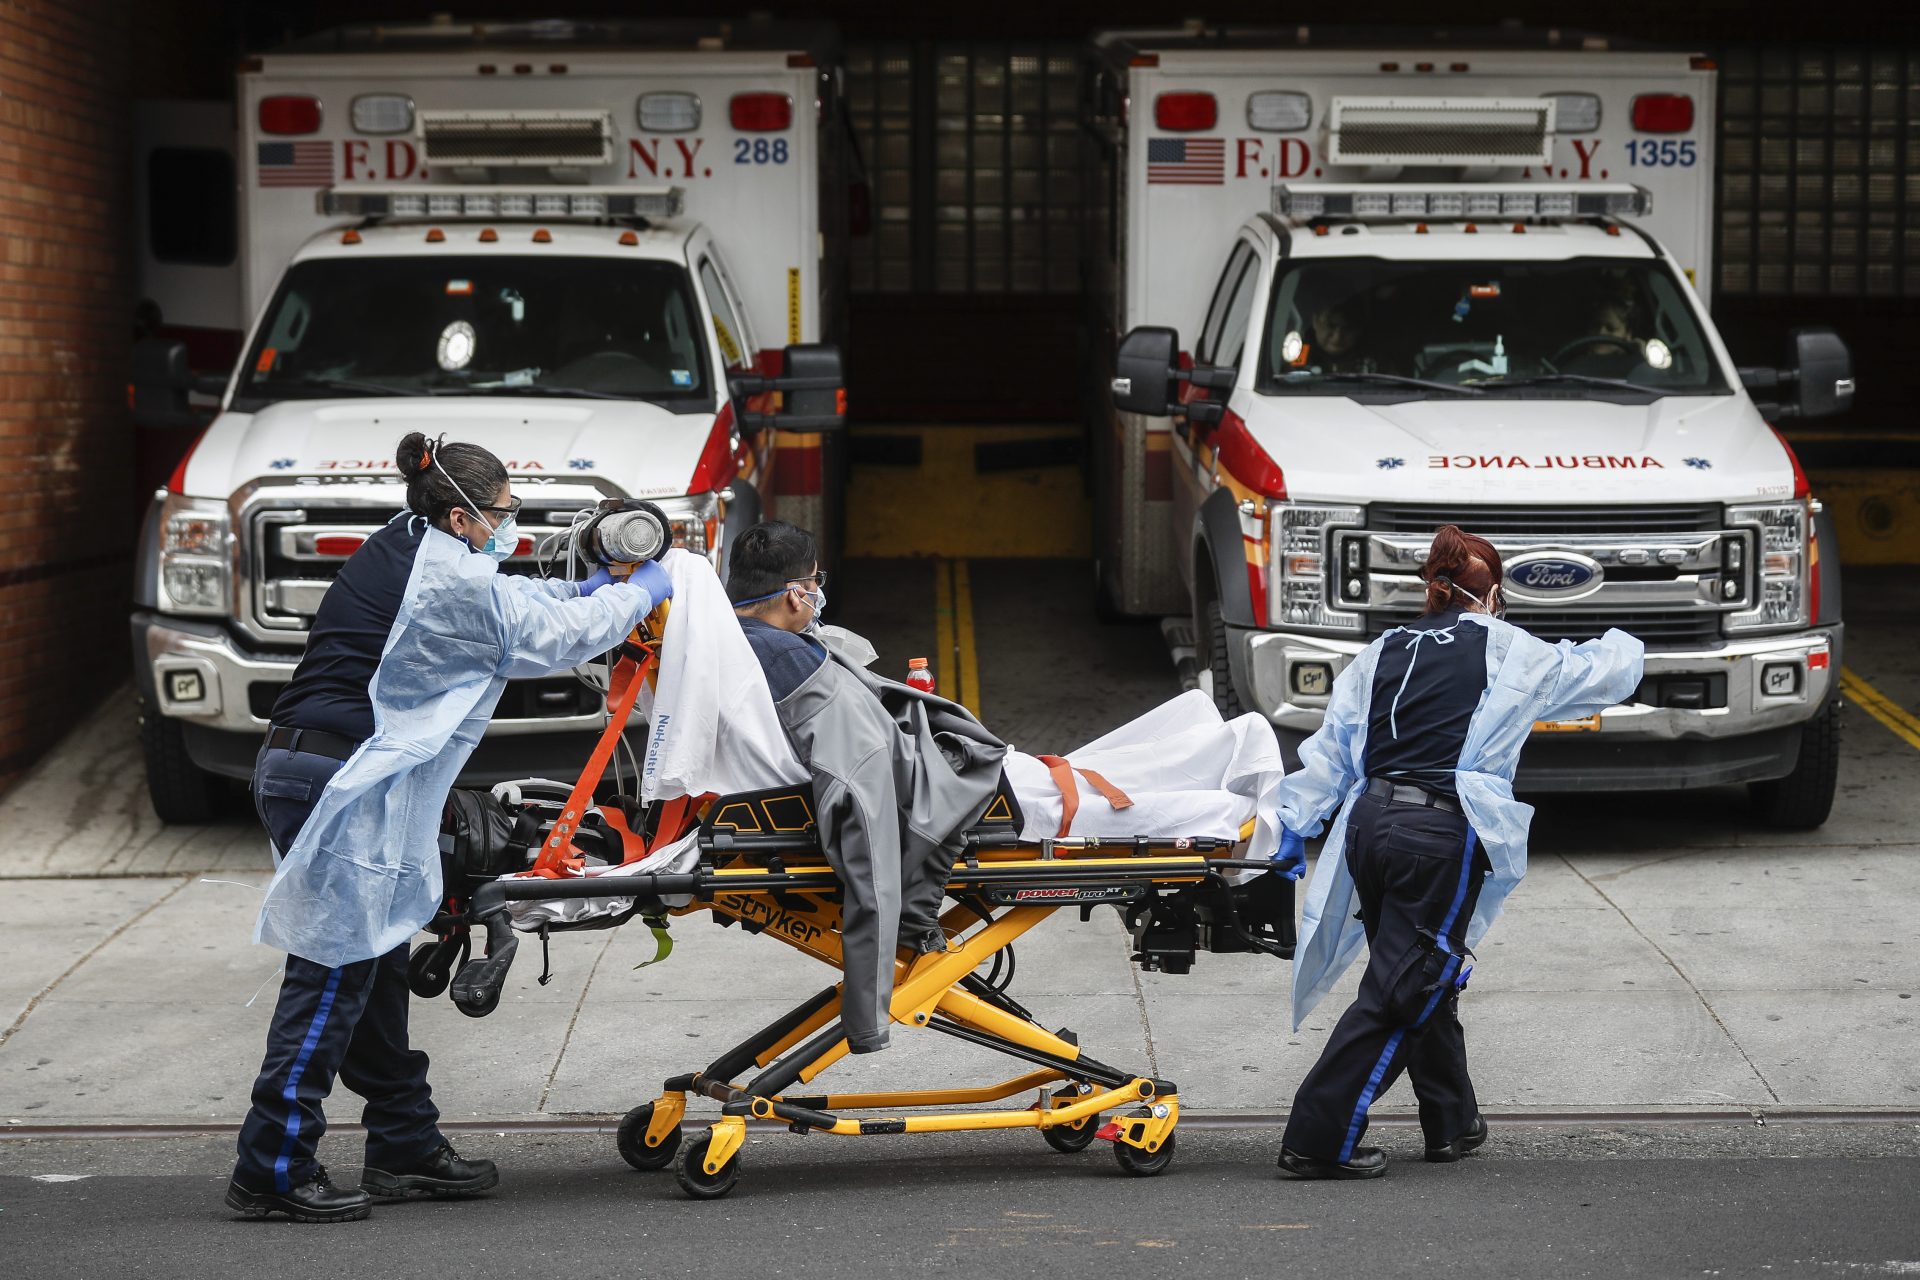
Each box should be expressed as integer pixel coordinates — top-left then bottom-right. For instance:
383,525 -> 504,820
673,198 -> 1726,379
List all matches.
1366,502 -> 1723,535
1367,609 -> 1720,647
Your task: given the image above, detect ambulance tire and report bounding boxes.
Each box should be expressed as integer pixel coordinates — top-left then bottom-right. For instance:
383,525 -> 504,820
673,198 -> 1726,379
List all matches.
1748,698 -> 1840,830
676,1132 -> 740,1200
1111,1128 -> 1175,1177
1202,600 -> 1246,718
1092,560 -> 1126,624
139,702 -> 216,825
617,1103 -> 682,1171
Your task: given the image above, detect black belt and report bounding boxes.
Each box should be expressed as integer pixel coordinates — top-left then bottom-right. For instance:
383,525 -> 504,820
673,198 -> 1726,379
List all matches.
1365,777 -> 1463,816
265,725 -> 362,762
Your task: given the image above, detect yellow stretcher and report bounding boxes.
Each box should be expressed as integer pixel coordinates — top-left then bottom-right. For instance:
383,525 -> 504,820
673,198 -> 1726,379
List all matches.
430,608 -> 1294,1200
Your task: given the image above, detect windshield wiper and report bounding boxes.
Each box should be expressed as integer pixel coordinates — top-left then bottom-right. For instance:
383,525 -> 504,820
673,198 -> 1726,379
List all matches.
277,375 -> 443,398
460,383 -> 632,401
1475,372 -> 1659,394
1280,371 -> 1485,396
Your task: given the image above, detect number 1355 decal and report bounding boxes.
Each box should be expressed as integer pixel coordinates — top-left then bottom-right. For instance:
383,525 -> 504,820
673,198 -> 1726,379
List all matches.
1626,139 -> 1697,167
735,138 -> 790,164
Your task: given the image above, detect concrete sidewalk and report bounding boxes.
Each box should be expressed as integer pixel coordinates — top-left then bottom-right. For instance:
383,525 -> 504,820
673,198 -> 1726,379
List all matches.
1,693 -> 1915,1127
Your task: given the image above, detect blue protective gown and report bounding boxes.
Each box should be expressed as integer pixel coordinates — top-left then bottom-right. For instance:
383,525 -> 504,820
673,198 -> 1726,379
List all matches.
1280,615 -> 1644,1030
254,517 -> 658,966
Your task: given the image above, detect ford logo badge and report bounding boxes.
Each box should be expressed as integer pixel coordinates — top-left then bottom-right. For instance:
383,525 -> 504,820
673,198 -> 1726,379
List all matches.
1505,551 -> 1604,602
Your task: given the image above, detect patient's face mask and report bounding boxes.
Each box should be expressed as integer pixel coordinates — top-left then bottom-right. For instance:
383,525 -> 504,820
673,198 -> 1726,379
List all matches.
795,582 -> 826,630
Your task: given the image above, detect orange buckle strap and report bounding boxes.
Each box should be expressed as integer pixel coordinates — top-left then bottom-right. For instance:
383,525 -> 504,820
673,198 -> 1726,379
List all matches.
1036,757 -> 1135,838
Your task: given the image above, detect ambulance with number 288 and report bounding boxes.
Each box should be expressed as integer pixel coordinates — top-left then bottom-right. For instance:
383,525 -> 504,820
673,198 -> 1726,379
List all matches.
1086,26 -> 1851,828
129,19 -> 858,822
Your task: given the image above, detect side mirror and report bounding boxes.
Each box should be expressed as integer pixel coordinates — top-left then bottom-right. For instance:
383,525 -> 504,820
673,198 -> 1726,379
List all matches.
1740,327 -> 1855,421
1111,326 -> 1180,417
132,338 -> 201,429
730,343 -> 847,431
1790,326 -> 1854,420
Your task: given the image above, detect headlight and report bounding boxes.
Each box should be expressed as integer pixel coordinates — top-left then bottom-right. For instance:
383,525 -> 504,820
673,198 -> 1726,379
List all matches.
158,495 -> 232,616
1725,501 -> 1810,633
650,492 -> 720,556
1268,502 -> 1364,633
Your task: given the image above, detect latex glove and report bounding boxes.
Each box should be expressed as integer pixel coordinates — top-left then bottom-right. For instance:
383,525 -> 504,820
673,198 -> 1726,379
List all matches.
1271,827 -> 1308,881
579,566 -> 617,596
626,559 -> 674,611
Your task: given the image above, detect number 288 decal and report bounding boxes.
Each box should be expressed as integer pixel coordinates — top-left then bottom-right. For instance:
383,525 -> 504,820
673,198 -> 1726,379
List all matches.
1626,139 -> 1697,167
735,138 -> 790,165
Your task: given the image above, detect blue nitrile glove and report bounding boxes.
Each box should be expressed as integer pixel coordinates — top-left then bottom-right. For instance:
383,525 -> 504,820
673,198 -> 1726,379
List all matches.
626,559 -> 674,611
1271,827 -> 1308,881
580,566 -> 617,596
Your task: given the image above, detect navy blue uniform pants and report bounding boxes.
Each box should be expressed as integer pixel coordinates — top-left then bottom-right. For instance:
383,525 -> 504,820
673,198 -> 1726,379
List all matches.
1282,790 -> 1489,1162
233,745 -> 444,1192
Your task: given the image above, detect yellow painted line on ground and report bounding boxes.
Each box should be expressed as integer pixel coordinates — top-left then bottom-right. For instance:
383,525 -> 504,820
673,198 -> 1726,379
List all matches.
930,558 -> 982,718
1839,667 -> 1920,752
934,558 -> 957,704
954,559 -> 982,722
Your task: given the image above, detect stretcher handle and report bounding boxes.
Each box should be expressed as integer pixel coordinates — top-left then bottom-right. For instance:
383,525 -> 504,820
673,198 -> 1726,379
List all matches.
469,872 -> 704,918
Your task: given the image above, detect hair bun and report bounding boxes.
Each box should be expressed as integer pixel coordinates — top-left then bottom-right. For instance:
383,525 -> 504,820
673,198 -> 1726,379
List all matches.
395,432 -> 430,482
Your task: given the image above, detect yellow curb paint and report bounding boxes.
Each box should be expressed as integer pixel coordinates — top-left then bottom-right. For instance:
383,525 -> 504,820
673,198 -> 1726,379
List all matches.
1840,667 -> 1920,752
931,558 -> 982,719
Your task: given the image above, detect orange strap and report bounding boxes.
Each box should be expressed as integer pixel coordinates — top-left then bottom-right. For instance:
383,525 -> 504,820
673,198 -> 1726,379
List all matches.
529,642 -> 655,876
1075,767 -> 1134,812
1037,755 -> 1079,838
1036,756 -> 1135,838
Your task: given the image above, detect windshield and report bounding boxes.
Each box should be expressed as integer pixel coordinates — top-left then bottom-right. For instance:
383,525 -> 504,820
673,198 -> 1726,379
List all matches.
234,256 -> 713,410
1254,256 -> 1730,398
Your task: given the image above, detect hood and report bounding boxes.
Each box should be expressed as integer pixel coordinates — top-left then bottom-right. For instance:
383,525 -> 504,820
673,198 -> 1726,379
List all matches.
1239,393 -> 1796,506
185,396 -> 719,499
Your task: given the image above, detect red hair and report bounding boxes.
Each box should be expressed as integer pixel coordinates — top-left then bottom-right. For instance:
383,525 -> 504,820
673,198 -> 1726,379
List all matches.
1420,524 -> 1503,614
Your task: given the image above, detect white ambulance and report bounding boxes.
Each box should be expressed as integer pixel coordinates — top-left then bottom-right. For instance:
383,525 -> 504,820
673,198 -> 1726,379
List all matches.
1087,27 -> 1853,827
131,20 -> 855,821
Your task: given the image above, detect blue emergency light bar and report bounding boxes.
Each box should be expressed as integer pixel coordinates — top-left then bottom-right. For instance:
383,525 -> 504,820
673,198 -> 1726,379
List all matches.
1272,182 -> 1651,221
317,185 -> 684,220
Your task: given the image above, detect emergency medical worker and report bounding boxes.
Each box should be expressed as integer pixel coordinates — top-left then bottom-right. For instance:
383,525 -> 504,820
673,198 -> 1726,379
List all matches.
227,432 -> 671,1222
1271,525 -> 1642,1179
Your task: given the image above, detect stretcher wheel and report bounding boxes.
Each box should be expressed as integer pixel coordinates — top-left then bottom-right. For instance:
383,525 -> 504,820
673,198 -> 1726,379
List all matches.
1111,1129 -> 1175,1177
616,1103 -> 682,1171
1041,1090 -> 1101,1153
676,1132 -> 740,1200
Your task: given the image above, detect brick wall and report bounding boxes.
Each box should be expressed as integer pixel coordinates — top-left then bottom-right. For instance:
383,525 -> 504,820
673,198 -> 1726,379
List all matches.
0,1 -> 135,788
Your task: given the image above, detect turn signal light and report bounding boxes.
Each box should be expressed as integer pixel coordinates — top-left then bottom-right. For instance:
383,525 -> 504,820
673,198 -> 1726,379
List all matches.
1631,94 -> 1694,133
314,535 -> 366,557
259,95 -> 321,135
730,92 -> 793,131
1154,91 -> 1217,132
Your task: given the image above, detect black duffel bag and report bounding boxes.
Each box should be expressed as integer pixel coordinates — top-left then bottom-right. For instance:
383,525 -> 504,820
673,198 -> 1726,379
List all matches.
439,787 -> 534,898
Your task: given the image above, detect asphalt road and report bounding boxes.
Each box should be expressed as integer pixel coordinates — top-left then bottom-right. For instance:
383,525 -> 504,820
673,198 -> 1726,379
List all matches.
2,1125 -> 1917,1278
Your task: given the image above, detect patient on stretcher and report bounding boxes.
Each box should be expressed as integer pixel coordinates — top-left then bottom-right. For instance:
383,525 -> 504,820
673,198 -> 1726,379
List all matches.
503,523 -> 1288,1054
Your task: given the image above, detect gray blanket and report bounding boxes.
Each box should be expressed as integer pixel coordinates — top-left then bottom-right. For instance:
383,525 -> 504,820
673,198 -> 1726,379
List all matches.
772,648 -> 1007,1051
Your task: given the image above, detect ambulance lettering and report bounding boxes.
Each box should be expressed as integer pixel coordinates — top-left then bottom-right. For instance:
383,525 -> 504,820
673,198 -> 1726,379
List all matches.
1428,455 -> 1666,470
1233,137 -> 1314,180
627,137 -> 712,180
313,459 -> 546,471
338,139 -> 427,183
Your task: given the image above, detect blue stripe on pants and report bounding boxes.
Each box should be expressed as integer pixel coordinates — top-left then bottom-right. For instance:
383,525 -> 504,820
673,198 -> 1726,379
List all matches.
1336,830 -> 1480,1163
271,965 -> 344,1192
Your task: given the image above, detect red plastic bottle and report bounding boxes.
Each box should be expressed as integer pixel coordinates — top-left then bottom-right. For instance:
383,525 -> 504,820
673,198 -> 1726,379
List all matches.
906,657 -> 936,694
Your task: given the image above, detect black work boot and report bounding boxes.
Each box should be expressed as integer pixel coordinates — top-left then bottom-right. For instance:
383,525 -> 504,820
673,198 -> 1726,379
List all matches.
227,1164 -> 373,1222
1277,1145 -> 1389,1180
1425,1114 -> 1489,1163
361,1140 -> 499,1199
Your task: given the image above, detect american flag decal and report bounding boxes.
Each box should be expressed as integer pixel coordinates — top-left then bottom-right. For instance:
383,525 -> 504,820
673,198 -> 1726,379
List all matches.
257,141 -> 333,188
1146,137 -> 1225,185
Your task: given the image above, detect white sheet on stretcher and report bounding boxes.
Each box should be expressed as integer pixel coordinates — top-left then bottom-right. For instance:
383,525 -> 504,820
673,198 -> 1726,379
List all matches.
506,555 -> 1284,930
